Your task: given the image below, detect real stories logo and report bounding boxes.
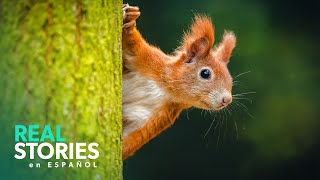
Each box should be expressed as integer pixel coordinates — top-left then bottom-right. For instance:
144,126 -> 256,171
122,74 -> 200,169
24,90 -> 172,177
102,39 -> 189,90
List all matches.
14,125 -> 99,168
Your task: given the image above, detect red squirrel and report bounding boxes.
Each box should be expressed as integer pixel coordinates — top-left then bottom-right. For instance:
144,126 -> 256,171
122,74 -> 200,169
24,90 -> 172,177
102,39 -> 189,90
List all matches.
122,4 -> 236,160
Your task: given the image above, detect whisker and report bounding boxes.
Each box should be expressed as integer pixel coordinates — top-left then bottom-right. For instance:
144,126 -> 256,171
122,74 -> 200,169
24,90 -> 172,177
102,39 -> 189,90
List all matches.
229,102 -> 239,112
186,109 -> 190,120
230,102 -> 241,140
233,100 -> 255,119
212,121 -> 220,136
233,71 -> 251,80
216,119 -> 222,150
232,97 -> 253,103
203,115 -> 216,138
234,119 -> 239,140
232,94 -> 246,97
232,92 -> 256,96
225,106 -> 232,116
223,110 -> 228,146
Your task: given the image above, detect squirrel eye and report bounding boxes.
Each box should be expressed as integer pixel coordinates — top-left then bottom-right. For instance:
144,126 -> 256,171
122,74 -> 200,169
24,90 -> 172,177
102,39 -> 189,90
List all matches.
200,69 -> 211,79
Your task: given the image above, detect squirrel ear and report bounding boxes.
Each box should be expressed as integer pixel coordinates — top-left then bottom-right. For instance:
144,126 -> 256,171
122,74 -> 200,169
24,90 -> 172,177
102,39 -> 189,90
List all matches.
182,15 -> 215,63
186,37 -> 210,62
214,31 -> 236,63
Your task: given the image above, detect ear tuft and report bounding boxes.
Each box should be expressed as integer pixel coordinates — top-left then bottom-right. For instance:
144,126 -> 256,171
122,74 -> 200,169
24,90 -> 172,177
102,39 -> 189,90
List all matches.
214,31 -> 236,63
189,15 -> 215,46
181,15 -> 215,62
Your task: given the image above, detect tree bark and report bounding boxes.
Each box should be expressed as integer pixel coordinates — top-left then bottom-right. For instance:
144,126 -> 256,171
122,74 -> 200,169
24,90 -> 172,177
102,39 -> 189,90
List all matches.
0,0 -> 122,179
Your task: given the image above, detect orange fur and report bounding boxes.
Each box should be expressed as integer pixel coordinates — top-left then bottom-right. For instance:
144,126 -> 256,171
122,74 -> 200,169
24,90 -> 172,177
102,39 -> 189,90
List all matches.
122,11 -> 236,160
122,102 -> 189,159
214,31 -> 237,63
182,16 -> 215,54
122,29 -> 169,81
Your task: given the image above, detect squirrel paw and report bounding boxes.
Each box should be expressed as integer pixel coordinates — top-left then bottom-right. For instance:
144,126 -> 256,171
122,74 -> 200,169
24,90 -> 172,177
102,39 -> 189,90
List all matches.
123,3 -> 140,30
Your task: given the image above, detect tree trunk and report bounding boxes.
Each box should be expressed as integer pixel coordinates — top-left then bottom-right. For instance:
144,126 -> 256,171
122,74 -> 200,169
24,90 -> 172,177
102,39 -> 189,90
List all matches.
0,0 -> 122,179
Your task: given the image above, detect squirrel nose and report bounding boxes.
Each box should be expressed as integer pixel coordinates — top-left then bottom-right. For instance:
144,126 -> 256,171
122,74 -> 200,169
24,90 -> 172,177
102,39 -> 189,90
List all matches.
222,95 -> 232,106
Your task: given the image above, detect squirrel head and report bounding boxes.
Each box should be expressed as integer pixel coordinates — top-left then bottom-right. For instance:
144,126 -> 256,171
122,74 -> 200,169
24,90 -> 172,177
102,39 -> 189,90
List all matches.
164,16 -> 236,110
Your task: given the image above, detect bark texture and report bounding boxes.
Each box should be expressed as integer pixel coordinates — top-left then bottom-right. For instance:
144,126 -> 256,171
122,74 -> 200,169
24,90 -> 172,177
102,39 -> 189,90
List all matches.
0,0 -> 122,179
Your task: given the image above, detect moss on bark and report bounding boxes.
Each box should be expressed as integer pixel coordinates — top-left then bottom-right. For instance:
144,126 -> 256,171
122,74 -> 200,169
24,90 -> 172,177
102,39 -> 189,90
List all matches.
0,0 -> 122,179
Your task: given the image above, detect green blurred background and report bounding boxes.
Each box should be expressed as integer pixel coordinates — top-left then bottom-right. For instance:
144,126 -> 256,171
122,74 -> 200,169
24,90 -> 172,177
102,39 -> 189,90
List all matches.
124,0 -> 320,179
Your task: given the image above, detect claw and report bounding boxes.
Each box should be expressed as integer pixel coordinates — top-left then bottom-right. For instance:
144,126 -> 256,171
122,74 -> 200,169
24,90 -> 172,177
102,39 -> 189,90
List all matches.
123,4 -> 140,30
124,12 -> 140,22
123,20 -> 136,29
123,5 -> 139,13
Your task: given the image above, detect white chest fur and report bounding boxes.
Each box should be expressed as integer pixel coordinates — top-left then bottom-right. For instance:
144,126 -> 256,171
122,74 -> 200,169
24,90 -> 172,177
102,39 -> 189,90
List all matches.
122,71 -> 166,136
